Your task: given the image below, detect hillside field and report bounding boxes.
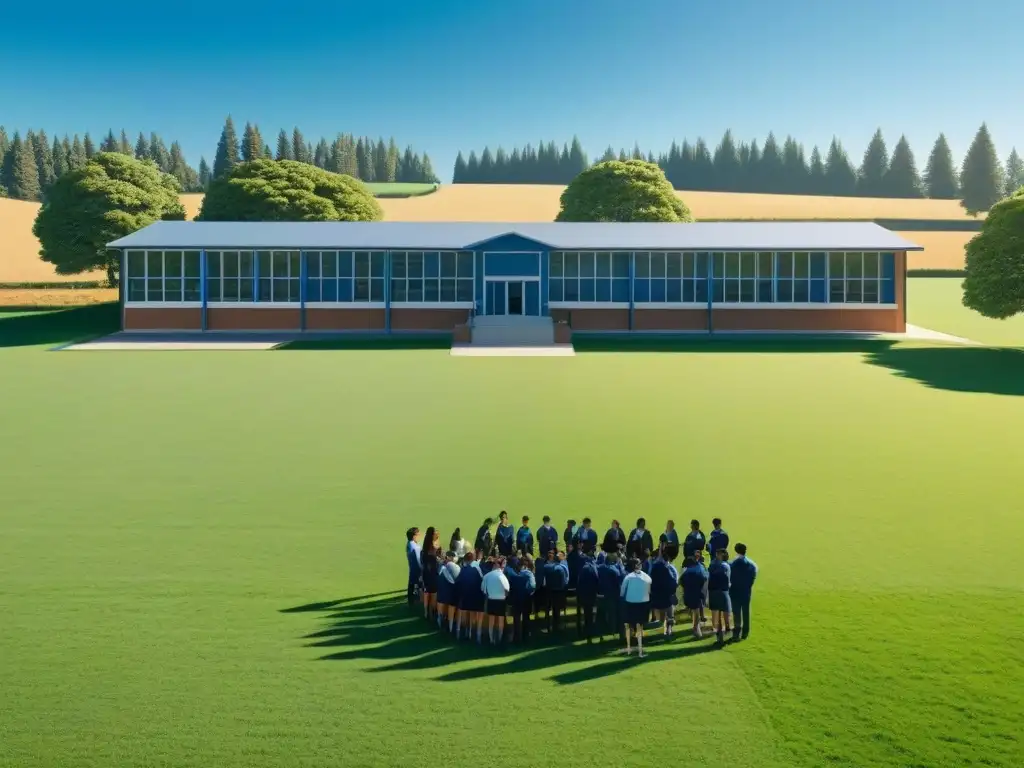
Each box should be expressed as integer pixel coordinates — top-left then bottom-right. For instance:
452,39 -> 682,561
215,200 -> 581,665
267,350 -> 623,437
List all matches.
1,186 -> 978,284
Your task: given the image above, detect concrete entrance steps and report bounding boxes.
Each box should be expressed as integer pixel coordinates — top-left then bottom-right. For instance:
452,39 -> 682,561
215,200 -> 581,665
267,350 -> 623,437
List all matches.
470,315 -> 555,346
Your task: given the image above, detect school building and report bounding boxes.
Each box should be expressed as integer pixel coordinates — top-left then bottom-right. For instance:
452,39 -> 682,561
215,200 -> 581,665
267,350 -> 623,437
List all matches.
108,221 -> 921,338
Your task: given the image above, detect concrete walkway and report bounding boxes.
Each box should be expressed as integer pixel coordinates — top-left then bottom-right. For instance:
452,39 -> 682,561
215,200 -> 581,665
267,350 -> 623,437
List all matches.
901,324 -> 976,345
450,344 -> 576,357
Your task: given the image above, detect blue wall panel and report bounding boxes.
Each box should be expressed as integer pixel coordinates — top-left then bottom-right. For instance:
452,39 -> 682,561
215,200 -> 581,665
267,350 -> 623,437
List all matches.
482,251 -> 542,277
473,234 -> 549,253
882,252 -> 896,303
474,251 -> 484,315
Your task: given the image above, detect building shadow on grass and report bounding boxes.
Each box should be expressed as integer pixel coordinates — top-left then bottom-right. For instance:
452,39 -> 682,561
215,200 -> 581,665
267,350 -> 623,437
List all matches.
282,591 -> 722,684
277,335 -> 452,351
864,345 -> 1024,396
0,303 -> 120,348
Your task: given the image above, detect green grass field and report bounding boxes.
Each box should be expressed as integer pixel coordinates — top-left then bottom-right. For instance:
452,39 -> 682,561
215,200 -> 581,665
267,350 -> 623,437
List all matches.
363,182 -> 439,198
1,282 -> 1023,768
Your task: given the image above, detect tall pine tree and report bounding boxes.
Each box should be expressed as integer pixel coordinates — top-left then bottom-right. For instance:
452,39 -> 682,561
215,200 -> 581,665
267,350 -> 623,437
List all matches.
9,132 -> 42,200
33,130 -> 56,191
453,151 -> 468,183
198,157 -> 212,190
135,132 -> 151,161
781,137 -> 808,194
959,123 -> 1004,215
119,130 -> 132,155
276,130 -> 292,161
884,136 -> 923,198
83,133 -> 96,159
100,130 -> 118,153
923,133 -> 958,199
712,130 -> 741,192
241,122 -> 263,162
858,129 -> 889,197
373,139 -> 388,181
69,135 -> 87,170
1002,148 -> 1023,197
824,138 -> 858,196
759,133 -> 783,193
808,146 -> 826,194
292,127 -> 308,164
213,117 -> 240,179
51,135 -> 68,181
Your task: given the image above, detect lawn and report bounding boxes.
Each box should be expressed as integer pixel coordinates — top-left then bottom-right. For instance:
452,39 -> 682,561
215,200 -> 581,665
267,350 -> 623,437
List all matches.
1,298 -> 1023,768
363,182 -> 439,197
908,277 -> 1024,346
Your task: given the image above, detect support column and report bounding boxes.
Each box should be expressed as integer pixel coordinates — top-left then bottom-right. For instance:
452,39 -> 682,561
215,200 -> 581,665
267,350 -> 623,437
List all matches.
200,249 -> 208,332
119,249 -> 126,331
628,251 -> 635,331
253,250 -> 260,302
299,251 -> 307,332
384,250 -> 391,334
707,254 -> 714,334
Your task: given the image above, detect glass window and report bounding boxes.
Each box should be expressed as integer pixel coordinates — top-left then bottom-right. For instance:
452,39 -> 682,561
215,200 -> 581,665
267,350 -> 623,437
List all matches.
147,251 -> 163,278
667,253 -> 682,279
126,251 -> 145,277
163,252 -> 182,278
634,253 -> 649,278
549,251 -> 564,277
147,279 -> 163,302
338,252 -> 352,278
651,253 -> 666,278
757,252 -> 772,278
580,278 -> 595,302
456,252 -> 474,278
128,279 -> 146,301
355,253 -> 370,278
596,279 -> 611,302
596,252 -> 611,278
580,252 -> 595,278
407,252 -> 423,278
425,252 -> 440,278
794,253 -> 810,278
440,252 -> 456,278
776,252 -> 793,278
549,278 -> 564,303
424,278 -> 440,302
456,279 -> 473,302
565,252 -> 579,278
829,253 -> 845,280
612,252 -> 630,277
740,252 -> 755,278
440,278 -> 457,302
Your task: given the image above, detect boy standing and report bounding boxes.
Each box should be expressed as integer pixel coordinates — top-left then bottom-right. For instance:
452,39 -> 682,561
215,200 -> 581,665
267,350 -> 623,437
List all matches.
516,515 -> 534,555
406,527 -> 422,607
729,543 -> 758,641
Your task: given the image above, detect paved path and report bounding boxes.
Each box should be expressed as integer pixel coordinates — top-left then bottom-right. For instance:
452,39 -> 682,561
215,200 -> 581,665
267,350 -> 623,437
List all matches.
450,344 -> 576,357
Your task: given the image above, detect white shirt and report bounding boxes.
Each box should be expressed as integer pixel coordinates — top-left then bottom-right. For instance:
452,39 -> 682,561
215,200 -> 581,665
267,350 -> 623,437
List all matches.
453,539 -> 472,559
620,570 -> 652,603
481,569 -> 510,599
442,562 -> 461,584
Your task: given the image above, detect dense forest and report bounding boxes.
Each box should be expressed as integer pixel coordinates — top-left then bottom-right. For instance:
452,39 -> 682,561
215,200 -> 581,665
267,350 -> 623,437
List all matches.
453,126 -> 1023,205
0,116 -> 439,202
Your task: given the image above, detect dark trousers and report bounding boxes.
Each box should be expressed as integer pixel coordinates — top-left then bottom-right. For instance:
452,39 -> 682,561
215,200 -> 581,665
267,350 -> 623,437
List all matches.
512,601 -> 532,643
597,595 -> 620,639
548,590 -> 567,632
407,578 -> 419,606
731,596 -> 751,638
577,600 -> 596,640
533,585 -> 547,620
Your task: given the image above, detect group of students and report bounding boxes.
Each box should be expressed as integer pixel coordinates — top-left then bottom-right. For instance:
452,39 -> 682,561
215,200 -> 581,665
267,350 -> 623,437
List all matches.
404,511 -> 758,658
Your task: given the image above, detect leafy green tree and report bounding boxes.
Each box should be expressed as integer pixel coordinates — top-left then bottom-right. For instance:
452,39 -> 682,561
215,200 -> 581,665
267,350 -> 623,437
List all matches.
68,135 -> 87,170
1003,148 -> 1024,198
556,159 -> 692,222
884,135 -> 923,198
32,130 -> 56,191
213,117 -> 240,179
33,152 -> 185,284
824,138 -> 857,196
959,123 -> 1004,216
276,130 -> 292,161
962,190 -> 1024,318
241,122 -> 263,163
83,133 -> 96,159
135,132 -> 150,161
198,157 -> 212,190
52,135 -> 68,180
923,133 -> 958,199
858,128 -> 889,197
197,159 -> 383,222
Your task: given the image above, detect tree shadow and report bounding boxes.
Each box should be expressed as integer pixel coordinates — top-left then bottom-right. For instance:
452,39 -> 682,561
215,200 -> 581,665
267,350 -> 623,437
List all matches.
283,592 -> 724,684
0,303 -> 120,348
864,345 -> 1024,396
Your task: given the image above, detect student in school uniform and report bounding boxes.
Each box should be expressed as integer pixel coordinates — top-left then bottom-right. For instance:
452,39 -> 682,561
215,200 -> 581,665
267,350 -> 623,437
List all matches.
708,518 -> 729,561
543,550 -> 570,634
659,520 -> 680,549
474,517 -> 495,557
481,555 -> 511,645
455,551 -> 485,642
438,551 -> 462,633
694,548 -> 710,625
563,520 -> 578,551
729,543 -> 758,641
516,515 -> 534,556
495,511 -> 515,557
420,527 -> 440,621
620,557 -> 653,658
532,543 -> 548,624
627,518 -> 654,560
537,515 -> 558,559
566,542 -> 582,592
680,554 -> 709,639
507,555 -> 536,644
449,528 -> 471,561
707,548 -> 733,644
650,543 -> 680,638
641,549 -> 655,575
597,552 -> 625,641
575,545 -> 600,642
406,527 -> 422,607
683,519 -> 706,560
576,518 -> 599,551
602,520 -> 627,554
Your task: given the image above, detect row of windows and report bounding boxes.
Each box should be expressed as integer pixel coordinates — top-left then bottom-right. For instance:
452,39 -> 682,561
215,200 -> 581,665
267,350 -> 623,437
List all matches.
124,250 -> 895,305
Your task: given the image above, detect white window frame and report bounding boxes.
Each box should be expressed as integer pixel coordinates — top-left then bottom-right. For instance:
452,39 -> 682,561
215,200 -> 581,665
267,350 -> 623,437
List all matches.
125,249 -> 202,308
206,250 -> 255,305
389,250 -> 474,307
549,250 -> 632,306
256,250 -> 301,304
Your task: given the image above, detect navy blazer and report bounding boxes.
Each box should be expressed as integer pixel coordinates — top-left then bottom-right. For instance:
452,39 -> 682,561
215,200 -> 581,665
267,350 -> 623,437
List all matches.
576,558 -> 600,604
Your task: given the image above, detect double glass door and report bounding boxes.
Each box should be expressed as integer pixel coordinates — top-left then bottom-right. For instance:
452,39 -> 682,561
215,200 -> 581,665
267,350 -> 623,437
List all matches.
485,280 -> 539,316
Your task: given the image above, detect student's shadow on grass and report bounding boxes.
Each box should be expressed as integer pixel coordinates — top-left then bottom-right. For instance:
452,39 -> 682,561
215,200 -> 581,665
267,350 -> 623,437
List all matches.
863,345 -> 1024,396
282,591 -> 721,684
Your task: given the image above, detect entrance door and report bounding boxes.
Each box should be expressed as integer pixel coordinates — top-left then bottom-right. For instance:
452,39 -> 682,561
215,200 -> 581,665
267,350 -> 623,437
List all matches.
485,281 -> 506,315
507,281 -> 524,315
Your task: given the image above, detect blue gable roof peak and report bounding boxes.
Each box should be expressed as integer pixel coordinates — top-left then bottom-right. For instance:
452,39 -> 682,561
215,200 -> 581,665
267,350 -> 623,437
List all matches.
462,231 -> 554,251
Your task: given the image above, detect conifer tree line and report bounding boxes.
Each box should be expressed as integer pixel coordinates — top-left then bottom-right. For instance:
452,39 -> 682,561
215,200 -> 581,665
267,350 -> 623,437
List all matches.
453,125 -> 1023,210
0,117 -> 440,203
210,117 -> 440,187
0,126 -> 206,201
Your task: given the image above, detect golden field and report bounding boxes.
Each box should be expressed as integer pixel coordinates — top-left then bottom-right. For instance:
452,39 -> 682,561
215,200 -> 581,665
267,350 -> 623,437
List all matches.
1,185 -> 977,289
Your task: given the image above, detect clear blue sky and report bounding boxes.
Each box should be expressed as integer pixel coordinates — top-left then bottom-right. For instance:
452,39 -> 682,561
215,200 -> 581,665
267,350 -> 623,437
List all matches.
1,0 -> 1020,182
